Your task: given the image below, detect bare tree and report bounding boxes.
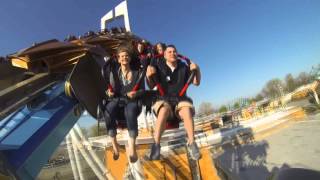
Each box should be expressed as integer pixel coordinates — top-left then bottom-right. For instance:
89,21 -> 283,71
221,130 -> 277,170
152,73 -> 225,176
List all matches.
284,73 -> 296,92
198,102 -> 214,116
310,64 -> 320,80
296,72 -> 311,86
262,78 -> 284,98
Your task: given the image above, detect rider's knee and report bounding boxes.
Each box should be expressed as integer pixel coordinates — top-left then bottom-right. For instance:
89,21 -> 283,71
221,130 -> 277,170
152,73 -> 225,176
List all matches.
152,100 -> 172,117
176,101 -> 195,117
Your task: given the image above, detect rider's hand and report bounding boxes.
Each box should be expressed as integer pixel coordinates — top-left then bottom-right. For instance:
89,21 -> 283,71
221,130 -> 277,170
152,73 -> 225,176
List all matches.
146,66 -> 156,78
106,89 -> 114,97
190,63 -> 199,71
126,91 -> 137,99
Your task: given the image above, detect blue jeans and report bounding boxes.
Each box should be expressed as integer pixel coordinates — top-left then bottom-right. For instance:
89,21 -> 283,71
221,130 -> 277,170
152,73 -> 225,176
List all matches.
104,98 -> 140,138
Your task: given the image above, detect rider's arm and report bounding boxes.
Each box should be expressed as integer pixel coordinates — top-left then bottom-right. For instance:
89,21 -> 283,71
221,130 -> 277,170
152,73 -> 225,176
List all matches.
134,70 -> 146,97
190,63 -> 201,86
146,65 -> 157,89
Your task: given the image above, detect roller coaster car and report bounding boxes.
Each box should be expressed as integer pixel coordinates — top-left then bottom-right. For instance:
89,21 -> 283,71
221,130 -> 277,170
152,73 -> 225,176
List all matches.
0,31 -> 142,121
0,29 -> 222,179
0,59 -> 27,91
67,46 -> 148,121
66,53 -> 107,119
8,39 -> 101,73
104,60 -> 196,130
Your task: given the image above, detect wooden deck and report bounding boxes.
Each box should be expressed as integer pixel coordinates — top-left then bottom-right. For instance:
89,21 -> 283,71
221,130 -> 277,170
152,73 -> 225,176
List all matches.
105,144 -> 220,179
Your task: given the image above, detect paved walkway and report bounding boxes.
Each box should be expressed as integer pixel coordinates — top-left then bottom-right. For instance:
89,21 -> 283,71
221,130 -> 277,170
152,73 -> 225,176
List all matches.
214,113 -> 320,180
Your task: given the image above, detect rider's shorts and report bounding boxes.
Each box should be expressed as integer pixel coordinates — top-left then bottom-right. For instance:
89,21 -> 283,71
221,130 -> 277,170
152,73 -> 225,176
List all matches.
152,100 -> 195,120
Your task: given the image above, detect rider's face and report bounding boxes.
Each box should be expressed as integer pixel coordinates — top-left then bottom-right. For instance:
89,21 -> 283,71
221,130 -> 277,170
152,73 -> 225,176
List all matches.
156,44 -> 164,54
164,47 -> 177,63
137,43 -> 144,53
118,51 -> 131,65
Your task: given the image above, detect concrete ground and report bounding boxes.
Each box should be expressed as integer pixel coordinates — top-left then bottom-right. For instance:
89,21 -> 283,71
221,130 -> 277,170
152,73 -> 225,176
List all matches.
214,113 -> 320,180
37,108 -> 320,180
37,149 -> 105,180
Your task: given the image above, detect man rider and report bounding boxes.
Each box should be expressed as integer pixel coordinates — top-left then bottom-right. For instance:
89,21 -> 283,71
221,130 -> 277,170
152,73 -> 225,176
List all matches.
146,45 -> 201,160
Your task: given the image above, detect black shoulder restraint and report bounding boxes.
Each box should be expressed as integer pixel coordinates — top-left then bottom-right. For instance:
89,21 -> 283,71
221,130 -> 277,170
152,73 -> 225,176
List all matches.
151,54 -> 196,100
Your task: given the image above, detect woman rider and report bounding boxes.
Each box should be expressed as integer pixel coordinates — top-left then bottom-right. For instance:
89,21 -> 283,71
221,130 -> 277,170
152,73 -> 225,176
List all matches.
104,46 -> 144,163
154,42 -> 166,57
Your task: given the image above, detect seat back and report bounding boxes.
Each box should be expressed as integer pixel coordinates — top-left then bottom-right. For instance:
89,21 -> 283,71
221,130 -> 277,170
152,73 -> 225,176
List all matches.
165,117 -> 180,129
116,107 -> 127,129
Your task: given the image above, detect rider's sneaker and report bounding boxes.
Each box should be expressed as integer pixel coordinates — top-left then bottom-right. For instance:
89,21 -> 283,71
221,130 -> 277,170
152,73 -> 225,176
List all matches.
187,142 -> 201,160
129,155 -> 138,163
149,143 -> 161,160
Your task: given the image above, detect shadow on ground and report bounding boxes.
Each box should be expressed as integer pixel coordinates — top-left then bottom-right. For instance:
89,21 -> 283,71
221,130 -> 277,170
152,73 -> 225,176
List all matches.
212,122 -> 271,180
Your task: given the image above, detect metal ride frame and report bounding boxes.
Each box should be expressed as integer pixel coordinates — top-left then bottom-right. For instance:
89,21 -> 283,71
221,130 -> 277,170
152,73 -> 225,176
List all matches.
0,1 -> 216,179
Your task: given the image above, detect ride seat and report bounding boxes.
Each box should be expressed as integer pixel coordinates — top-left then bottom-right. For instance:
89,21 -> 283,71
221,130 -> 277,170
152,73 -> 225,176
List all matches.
97,99 -> 143,130
166,117 -> 180,129
114,107 -> 127,129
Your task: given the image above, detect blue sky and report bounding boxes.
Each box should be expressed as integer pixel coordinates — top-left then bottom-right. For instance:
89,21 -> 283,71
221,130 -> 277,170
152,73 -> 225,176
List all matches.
0,0 -> 319,111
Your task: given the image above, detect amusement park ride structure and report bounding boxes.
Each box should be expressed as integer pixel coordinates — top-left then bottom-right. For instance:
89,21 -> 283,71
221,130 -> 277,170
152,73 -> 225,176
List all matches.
1,1 -> 320,180
0,1 -> 220,179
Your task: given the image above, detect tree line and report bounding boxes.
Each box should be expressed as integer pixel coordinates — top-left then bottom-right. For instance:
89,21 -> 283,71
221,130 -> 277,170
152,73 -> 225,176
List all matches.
198,64 -> 320,115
